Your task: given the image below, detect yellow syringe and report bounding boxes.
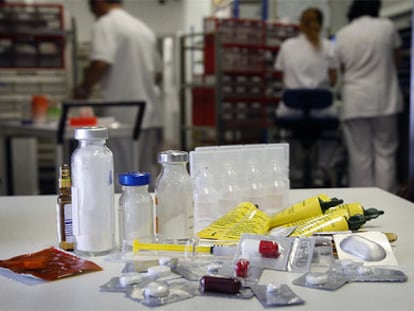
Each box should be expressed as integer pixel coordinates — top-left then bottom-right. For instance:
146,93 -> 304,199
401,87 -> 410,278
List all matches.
132,239 -> 237,256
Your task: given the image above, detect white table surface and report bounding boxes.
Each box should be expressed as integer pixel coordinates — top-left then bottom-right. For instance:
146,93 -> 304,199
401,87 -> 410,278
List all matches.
1,187 -> 414,311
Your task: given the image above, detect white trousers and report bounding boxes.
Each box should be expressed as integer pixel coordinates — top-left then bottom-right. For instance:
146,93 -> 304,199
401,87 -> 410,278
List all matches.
342,115 -> 399,192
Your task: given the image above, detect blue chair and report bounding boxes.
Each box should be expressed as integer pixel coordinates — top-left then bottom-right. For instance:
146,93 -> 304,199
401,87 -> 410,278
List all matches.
275,89 -> 340,187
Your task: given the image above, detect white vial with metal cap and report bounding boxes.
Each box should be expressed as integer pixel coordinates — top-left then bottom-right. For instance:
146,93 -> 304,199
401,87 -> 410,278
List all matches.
118,171 -> 154,253
155,150 -> 193,241
71,127 -> 116,256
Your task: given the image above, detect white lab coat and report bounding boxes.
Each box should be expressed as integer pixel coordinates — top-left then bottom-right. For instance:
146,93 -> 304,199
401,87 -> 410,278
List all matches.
274,34 -> 338,117
90,8 -> 163,190
91,8 -> 162,129
335,16 -> 403,192
335,16 -> 403,120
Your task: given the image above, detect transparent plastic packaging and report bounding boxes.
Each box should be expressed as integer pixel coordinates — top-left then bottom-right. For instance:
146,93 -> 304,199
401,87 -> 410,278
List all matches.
234,234 -> 293,272
331,260 -> 408,283
118,172 -> 154,254
333,232 -> 399,266
71,127 -> 115,256
263,159 -> 289,215
192,165 -> 220,234
189,144 -> 290,221
219,162 -> 242,214
100,273 -> 157,293
126,279 -> 197,307
292,271 -> 348,291
233,234 -> 315,273
155,150 -> 193,242
242,160 -> 266,211
251,284 -> 305,307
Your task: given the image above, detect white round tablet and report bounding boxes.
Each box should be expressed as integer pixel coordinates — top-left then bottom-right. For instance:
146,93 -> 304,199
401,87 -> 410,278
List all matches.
144,282 -> 170,298
266,282 -> 278,293
305,272 -> 329,285
119,273 -> 144,286
147,265 -> 171,277
158,257 -> 172,266
207,262 -> 222,273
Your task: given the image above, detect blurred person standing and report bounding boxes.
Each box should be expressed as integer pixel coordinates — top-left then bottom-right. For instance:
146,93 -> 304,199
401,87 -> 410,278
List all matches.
274,7 -> 339,186
335,0 -> 403,192
74,0 -> 163,191
274,7 -> 338,117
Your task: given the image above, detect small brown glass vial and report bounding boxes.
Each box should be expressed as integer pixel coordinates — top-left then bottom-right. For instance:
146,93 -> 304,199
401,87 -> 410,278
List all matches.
57,164 -> 74,250
200,275 -> 241,294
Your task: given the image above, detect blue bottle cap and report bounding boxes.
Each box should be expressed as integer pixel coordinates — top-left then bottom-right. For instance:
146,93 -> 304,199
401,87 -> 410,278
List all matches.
119,172 -> 150,186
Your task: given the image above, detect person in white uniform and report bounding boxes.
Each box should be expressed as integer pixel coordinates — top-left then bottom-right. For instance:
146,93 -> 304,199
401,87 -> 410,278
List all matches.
74,0 -> 163,191
335,0 -> 403,192
274,7 -> 338,118
274,7 -> 339,186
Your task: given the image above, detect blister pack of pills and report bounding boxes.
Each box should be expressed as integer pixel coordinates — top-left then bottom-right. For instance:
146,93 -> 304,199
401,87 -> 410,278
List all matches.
126,279 -> 198,307
333,232 -> 399,266
101,263 -> 181,293
311,237 -> 335,268
287,237 -> 315,273
292,271 -> 348,291
171,260 -> 228,281
122,257 -> 178,273
100,273 -> 157,292
233,234 -> 315,273
234,234 -> 293,271
251,283 -> 305,307
331,259 -> 408,283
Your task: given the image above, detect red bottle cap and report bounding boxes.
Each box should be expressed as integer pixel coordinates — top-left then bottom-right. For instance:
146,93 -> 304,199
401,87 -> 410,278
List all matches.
259,240 -> 279,258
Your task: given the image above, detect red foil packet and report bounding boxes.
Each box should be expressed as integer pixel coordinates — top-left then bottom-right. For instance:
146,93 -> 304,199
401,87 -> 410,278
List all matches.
0,247 -> 103,281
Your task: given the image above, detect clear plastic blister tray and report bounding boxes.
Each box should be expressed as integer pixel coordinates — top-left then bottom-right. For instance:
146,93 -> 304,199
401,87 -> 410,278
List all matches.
126,279 -> 198,307
100,273 -> 157,293
234,234 -> 293,271
251,283 -> 305,307
234,234 -> 315,273
287,237 -> 315,273
293,271 -> 348,291
189,143 -> 290,216
331,260 -> 408,283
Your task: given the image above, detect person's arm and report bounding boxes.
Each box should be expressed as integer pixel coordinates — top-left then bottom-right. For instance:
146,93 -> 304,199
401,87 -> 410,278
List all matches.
74,60 -> 110,99
328,68 -> 337,87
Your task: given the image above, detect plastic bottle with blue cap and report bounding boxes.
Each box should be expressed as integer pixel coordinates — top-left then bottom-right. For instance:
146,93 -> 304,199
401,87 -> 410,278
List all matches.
118,171 -> 154,253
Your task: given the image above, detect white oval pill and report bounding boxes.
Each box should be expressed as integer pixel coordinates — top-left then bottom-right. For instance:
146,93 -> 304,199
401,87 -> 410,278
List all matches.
119,273 -> 144,286
207,262 -> 222,273
305,272 -> 329,285
266,282 -> 278,292
158,257 -> 172,266
147,265 -> 171,277
144,282 -> 170,297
